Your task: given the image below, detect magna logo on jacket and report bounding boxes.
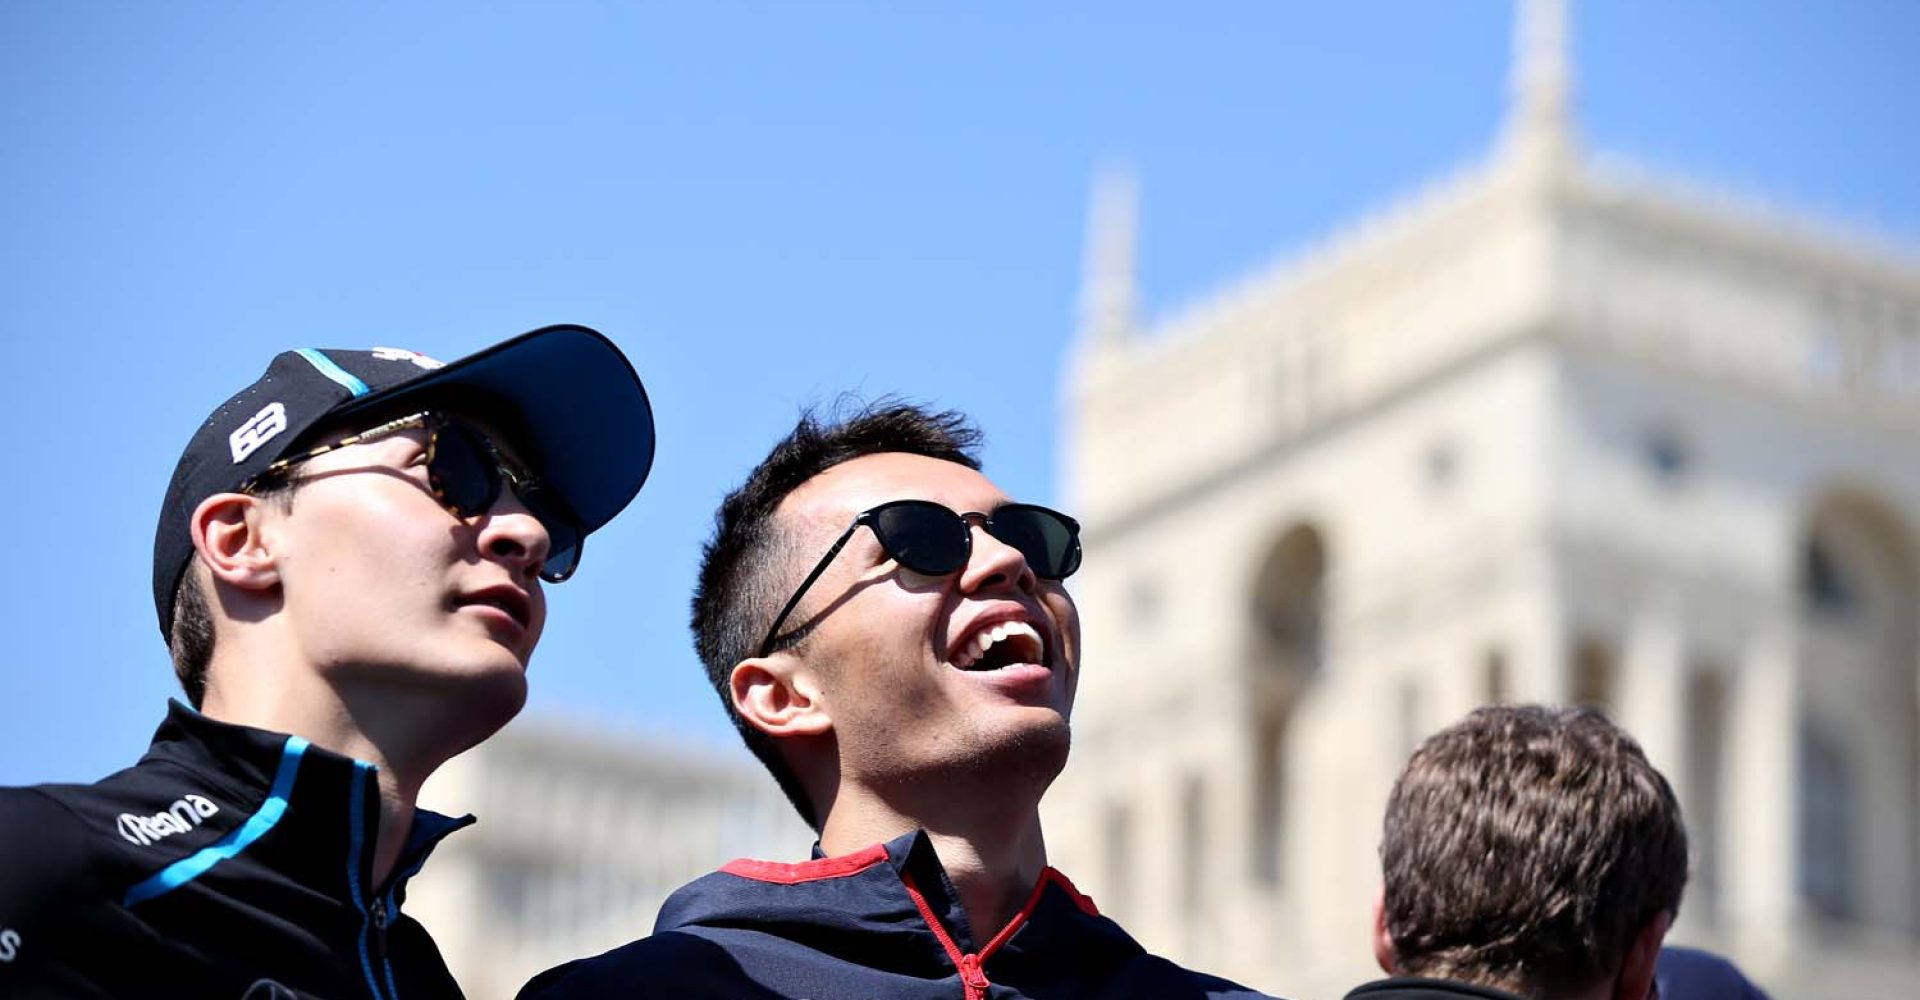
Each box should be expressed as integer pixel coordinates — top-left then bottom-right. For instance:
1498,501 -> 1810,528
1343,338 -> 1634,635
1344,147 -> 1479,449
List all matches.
117,795 -> 220,846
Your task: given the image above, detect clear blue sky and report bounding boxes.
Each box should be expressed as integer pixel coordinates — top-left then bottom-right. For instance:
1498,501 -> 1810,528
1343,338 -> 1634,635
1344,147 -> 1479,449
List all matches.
3,1 -> 1915,785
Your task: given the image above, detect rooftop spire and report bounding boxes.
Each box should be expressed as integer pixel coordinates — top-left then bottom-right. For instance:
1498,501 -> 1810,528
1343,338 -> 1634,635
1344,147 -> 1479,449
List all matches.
1502,0 -> 1577,167
1077,165 -> 1139,349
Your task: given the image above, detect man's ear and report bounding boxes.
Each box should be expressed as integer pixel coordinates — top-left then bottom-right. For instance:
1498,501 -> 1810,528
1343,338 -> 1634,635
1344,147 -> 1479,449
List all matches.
1613,908 -> 1672,1000
1372,888 -> 1398,976
190,493 -> 281,594
730,656 -> 833,739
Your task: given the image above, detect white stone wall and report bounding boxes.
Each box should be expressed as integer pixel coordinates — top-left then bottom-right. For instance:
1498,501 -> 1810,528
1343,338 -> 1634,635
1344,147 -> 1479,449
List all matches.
1053,134 -> 1920,997
405,718 -> 812,1000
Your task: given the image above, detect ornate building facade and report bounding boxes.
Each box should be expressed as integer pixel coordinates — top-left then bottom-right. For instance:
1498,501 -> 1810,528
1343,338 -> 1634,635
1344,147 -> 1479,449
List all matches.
406,719 -> 808,999
1045,2 -> 1920,996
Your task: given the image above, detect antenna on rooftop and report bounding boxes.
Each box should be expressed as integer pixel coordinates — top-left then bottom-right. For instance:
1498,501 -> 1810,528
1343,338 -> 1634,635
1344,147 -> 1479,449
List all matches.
1502,0 -> 1578,169
1078,165 -> 1140,349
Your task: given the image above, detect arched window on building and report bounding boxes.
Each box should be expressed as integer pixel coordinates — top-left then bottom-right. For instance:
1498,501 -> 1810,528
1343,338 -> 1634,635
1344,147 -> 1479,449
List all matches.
1804,534 -> 1859,616
1179,774 -> 1208,958
1103,800 -> 1134,922
1248,524 -> 1327,889
1571,636 -> 1615,712
1797,492 -> 1917,933
1685,666 -> 1728,926
1798,720 -> 1856,920
1397,676 -> 1423,762
1483,647 -> 1510,704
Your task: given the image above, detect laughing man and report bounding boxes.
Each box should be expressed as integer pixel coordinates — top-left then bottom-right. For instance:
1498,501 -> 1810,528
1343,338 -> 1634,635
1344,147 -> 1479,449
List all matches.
523,402 -> 1278,999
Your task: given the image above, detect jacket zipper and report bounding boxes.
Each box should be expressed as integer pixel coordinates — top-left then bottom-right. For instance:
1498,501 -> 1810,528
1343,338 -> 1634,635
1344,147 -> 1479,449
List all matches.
348,761 -> 395,1000
900,866 -> 1065,1000
367,807 -> 471,1000
370,896 -> 399,999
957,953 -> 991,1000
902,872 -> 991,999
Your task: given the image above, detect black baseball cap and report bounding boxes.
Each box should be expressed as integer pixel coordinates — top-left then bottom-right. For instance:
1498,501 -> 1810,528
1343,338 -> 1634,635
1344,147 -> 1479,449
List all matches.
152,323 -> 655,635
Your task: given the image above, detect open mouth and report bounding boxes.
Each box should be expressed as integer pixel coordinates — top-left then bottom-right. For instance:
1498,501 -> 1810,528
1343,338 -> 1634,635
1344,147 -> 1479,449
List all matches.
952,620 -> 1048,672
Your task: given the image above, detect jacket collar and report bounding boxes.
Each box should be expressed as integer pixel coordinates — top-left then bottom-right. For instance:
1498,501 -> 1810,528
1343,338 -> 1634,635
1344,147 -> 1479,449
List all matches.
692,828 -> 1125,976
145,699 -> 302,794
141,700 -> 473,902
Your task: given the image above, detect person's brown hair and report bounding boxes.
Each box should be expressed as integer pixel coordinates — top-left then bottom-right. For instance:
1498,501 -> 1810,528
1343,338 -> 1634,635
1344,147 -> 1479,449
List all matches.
1379,704 -> 1687,996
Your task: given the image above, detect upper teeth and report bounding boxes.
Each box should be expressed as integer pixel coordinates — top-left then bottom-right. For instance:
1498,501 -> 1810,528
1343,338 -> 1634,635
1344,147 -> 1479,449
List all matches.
955,621 -> 1042,669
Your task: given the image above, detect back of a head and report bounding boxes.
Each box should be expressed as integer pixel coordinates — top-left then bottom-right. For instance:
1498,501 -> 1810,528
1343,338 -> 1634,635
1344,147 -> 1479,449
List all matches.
1379,705 -> 1687,996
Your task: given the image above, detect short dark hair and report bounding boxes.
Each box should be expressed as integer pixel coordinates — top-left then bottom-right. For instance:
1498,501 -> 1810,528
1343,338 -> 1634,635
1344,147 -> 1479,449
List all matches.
1379,705 -> 1687,996
691,400 -> 983,828
166,476 -> 298,708
168,568 -> 215,707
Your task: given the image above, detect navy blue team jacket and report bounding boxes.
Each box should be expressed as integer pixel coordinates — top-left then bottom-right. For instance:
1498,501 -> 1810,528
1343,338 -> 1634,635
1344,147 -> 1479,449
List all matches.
521,828 -> 1281,999
0,701 -> 469,999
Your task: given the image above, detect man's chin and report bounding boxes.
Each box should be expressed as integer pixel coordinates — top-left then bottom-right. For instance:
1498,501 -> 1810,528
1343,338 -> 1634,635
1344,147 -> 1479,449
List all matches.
418,659 -> 529,737
981,714 -> 1073,786
446,672 -> 529,754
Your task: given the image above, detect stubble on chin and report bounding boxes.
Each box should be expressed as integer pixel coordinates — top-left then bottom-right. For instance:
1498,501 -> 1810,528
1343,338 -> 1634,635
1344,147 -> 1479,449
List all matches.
939,715 -> 1074,805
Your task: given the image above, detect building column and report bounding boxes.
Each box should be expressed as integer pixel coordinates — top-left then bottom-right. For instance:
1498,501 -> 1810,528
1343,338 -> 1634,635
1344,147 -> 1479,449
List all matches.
1288,674 -> 1381,994
1510,578 -> 1569,704
1723,615 -> 1799,970
1426,634 -> 1492,733
1616,593 -> 1686,800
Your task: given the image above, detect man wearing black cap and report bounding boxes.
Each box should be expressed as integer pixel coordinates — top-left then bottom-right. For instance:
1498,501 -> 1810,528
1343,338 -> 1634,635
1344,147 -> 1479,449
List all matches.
0,326 -> 654,999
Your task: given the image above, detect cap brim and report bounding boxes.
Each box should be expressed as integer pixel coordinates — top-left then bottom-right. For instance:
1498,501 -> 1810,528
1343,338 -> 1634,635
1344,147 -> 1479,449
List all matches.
332,324 -> 655,534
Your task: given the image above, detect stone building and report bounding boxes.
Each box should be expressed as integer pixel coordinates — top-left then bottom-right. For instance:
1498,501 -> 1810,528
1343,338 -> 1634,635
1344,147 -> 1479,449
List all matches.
406,719 -> 807,999
1044,1 -> 1920,996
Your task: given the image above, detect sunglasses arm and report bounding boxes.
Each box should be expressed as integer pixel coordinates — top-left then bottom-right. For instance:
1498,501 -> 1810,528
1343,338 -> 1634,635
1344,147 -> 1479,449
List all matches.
755,516 -> 867,659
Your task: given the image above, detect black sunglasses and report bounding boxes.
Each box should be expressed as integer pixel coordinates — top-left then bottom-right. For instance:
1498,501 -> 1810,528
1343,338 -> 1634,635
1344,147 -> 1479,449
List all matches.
757,499 -> 1082,657
245,411 -> 587,583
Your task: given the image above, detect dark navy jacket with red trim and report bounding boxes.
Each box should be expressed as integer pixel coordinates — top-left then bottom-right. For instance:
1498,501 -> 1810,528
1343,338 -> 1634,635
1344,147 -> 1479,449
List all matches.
1343,979 -> 1530,1000
520,828 -> 1281,1000
0,701 -> 468,999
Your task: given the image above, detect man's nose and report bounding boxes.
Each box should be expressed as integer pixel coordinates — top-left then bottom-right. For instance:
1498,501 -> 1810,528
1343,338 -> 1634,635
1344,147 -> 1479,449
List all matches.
957,522 -> 1038,595
477,487 -> 552,578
